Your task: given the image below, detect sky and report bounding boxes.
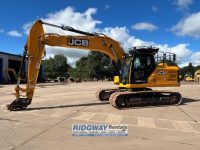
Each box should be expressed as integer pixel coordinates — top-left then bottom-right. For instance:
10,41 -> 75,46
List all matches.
0,0 -> 200,67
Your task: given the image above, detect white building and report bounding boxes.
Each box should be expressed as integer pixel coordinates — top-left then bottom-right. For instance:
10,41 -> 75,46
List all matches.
0,51 -> 45,84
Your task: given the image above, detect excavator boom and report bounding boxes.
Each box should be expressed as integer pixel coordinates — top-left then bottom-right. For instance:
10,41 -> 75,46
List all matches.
7,20 -> 126,110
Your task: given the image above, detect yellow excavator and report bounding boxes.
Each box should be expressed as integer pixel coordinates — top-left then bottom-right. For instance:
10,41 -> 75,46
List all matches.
7,20 -> 182,111
184,73 -> 194,82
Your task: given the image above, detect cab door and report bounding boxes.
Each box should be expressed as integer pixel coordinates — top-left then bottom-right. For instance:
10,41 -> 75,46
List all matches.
130,54 -> 156,84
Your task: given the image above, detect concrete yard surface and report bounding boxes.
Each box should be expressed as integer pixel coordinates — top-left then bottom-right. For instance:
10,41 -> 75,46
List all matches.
1,82 -> 200,150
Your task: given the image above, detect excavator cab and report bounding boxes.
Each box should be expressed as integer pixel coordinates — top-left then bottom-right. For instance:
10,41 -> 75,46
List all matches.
120,46 -> 158,85
108,46 -> 181,108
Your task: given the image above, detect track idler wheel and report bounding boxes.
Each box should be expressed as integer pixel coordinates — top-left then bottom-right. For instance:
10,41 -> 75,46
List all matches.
6,98 -> 32,111
115,96 -> 124,108
96,89 -> 117,101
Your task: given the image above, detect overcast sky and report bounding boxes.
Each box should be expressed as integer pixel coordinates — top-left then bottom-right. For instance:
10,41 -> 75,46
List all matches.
0,0 -> 200,67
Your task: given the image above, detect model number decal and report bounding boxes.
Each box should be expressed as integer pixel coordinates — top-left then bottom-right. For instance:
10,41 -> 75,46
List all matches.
67,38 -> 89,47
157,70 -> 166,75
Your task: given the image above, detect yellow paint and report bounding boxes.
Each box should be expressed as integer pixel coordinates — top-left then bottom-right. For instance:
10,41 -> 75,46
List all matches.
119,63 -> 180,88
114,76 -> 119,84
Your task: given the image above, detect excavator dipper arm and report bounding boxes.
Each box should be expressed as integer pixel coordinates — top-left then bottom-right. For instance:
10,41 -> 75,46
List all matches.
6,20 -> 125,111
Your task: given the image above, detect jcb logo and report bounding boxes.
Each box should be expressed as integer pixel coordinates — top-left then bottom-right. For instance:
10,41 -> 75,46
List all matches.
68,38 -> 89,47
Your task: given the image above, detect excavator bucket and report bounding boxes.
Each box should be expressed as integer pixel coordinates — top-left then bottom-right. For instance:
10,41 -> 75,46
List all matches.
6,99 -> 32,111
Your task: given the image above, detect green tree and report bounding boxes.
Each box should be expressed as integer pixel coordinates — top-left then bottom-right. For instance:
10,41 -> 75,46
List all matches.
69,51 -> 117,80
87,51 -> 116,80
179,62 -> 196,78
187,62 -> 195,77
76,56 -> 90,80
45,54 -> 69,79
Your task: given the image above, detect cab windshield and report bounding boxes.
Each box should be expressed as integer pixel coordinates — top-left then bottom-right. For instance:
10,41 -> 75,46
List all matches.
120,57 -> 132,84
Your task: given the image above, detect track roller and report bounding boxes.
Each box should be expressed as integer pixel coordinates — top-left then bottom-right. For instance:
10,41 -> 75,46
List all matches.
96,88 -> 118,101
109,90 -> 182,109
